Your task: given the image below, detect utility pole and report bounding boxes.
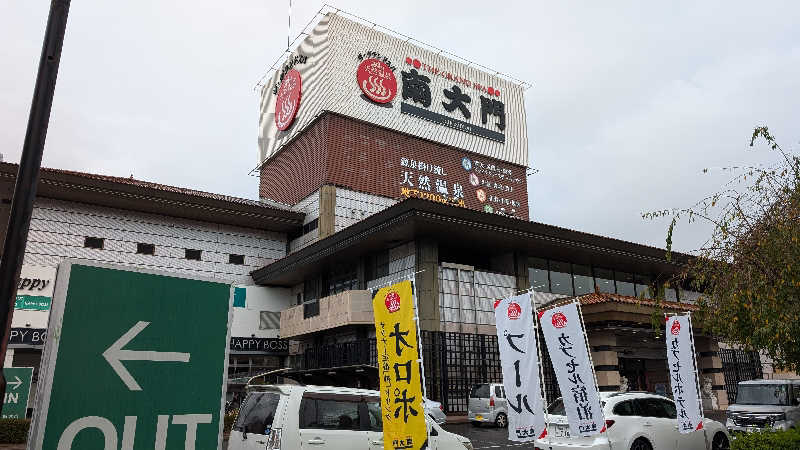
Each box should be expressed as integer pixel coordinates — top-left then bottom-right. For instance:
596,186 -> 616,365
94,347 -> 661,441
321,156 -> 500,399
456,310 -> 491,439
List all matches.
0,0 -> 71,405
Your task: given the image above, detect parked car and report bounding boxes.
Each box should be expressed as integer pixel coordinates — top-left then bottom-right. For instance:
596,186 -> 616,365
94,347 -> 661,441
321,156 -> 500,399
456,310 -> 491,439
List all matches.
425,397 -> 448,424
468,382 -> 508,428
726,379 -> 800,433
228,384 -> 473,450
534,392 -> 730,450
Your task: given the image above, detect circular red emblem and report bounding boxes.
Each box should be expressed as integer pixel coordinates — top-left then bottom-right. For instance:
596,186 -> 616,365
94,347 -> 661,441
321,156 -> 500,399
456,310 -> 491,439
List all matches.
476,188 -> 487,203
385,291 -> 401,313
357,59 -> 397,104
670,320 -> 681,335
507,302 -> 522,320
274,69 -> 302,131
552,312 -> 568,328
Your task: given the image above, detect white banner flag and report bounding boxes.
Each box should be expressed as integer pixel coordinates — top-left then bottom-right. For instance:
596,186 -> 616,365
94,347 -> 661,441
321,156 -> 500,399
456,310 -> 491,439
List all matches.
494,293 -> 546,442
539,302 -> 606,437
665,314 -> 704,433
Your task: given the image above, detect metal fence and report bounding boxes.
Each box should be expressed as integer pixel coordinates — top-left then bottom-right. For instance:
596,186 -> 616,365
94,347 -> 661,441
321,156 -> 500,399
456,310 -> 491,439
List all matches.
719,349 -> 763,403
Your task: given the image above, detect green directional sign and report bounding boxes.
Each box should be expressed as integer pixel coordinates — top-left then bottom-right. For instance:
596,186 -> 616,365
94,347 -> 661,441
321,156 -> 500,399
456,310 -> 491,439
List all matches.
29,262 -> 232,450
2,367 -> 33,418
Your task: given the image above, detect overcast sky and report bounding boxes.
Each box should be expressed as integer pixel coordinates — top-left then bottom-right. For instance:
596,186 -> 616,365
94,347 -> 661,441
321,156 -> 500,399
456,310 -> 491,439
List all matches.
1,1 -> 797,253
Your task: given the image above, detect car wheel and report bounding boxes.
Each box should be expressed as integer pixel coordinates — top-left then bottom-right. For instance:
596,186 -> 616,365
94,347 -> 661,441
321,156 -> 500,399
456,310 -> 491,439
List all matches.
495,413 -> 508,428
712,432 -> 730,450
471,421 -> 481,428
630,437 -> 652,450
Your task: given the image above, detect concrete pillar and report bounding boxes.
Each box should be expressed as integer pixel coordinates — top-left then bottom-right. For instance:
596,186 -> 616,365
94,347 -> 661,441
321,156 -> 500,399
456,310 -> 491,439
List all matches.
695,336 -> 728,410
319,185 -> 336,238
4,349 -> 13,367
589,331 -> 620,391
514,252 -> 528,292
415,238 -> 439,331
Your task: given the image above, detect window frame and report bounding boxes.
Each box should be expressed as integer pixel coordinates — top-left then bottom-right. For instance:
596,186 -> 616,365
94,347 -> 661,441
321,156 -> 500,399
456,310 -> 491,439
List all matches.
136,242 -> 155,255
185,249 -> 202,261
84,236 -> 104,249
229,254 -> 245,265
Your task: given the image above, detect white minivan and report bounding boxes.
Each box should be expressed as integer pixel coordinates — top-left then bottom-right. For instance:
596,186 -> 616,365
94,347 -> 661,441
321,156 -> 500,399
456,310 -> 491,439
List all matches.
228,384 -> 473,450
726,379 -> 800,433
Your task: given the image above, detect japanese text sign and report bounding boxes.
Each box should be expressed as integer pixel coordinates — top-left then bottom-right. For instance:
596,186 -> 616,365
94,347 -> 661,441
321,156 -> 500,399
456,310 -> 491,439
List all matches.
665,315 -> 703,433
539,302 -> 605,437
494,294 -> 546,442
372,280 -> 426,450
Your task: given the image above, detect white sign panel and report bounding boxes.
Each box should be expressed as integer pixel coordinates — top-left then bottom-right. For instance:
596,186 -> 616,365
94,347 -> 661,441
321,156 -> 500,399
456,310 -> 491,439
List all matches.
258,13 -> 528,168
665,315 -> 704,433
539,302 -> 605,437
494,294 -> 546,442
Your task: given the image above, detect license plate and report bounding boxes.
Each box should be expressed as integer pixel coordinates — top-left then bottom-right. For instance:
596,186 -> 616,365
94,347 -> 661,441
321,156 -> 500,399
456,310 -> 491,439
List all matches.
554,425 -> 570,438
475,415 -> 483,421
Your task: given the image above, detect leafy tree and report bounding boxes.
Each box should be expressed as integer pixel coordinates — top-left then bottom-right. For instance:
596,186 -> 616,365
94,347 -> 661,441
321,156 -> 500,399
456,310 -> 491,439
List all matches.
644,127 -> 800,371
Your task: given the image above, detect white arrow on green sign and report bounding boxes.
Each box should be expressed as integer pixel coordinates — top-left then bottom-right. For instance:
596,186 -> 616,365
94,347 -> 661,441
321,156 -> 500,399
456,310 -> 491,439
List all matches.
2,367 -> 33,419
28,261 -> 233,450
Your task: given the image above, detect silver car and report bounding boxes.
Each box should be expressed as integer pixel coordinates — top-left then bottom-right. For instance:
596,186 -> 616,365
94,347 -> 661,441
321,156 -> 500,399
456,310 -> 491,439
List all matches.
468,383 -> 508,427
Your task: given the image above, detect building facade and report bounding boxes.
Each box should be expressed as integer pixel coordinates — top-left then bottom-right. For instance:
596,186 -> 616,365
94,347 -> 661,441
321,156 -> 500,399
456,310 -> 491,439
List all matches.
0,163 -> 300,412
248,11 -> 758,412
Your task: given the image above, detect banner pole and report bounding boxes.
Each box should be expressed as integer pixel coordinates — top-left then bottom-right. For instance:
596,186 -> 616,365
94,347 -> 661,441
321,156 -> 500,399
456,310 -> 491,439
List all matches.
575,299 -> 612,450
530,292 -> 550,437
686,312 -> 709,450
411,277 -> 429,403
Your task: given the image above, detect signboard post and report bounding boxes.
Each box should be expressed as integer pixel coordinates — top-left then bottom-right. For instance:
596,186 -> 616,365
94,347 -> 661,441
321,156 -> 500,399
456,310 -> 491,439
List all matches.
28,261 -> 233,450
2,367 -> 33,418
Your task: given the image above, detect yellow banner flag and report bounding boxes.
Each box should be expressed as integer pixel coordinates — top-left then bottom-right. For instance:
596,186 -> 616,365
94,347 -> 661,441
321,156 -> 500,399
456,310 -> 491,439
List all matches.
373,280 -> 427,450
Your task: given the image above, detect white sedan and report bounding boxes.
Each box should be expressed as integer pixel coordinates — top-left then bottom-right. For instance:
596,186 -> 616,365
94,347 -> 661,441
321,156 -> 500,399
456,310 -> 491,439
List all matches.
535,392 -> 730,450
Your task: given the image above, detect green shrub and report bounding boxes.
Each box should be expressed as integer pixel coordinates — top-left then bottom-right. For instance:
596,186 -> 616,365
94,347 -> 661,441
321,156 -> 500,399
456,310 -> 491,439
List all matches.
0,418 -> 30,444
731,428 -> 800,450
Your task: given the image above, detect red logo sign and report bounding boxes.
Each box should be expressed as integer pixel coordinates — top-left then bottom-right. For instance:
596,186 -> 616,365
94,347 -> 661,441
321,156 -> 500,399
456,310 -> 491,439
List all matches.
552,312 -> 568,328
671,320 -> 681,335
507,302 -> 522,320
357,58 -> 397,104
385,291 -> 401,313
275,69 -> 302,131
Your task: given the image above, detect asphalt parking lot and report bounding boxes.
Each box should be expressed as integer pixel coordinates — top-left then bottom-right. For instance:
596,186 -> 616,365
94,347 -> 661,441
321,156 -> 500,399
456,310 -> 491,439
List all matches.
443,423 -> 532,449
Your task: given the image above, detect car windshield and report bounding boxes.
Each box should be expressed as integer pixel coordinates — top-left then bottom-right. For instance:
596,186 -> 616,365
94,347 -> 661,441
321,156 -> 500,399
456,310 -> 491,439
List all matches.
234,392 -> 281,434
736,384 -> 789,405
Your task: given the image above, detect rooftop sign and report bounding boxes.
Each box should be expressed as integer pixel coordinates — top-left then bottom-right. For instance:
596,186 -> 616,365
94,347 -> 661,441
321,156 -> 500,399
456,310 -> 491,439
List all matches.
258,13 -> 529,168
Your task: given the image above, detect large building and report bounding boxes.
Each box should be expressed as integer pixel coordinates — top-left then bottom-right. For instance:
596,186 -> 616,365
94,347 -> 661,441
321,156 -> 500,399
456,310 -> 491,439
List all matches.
0,162 -> 298,412
3,10 -> 766,417
249,11 -> 761,412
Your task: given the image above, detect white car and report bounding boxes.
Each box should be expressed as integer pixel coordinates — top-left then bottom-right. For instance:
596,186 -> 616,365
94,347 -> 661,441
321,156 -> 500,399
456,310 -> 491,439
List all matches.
534,392 -> 730,450
726,379 -> 800,433
425,397 -> 448,424
228,384 -> 473,450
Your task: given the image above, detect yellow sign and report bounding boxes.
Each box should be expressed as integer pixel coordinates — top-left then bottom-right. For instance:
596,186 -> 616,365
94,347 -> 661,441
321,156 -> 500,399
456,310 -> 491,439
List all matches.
373,280 -> 427,450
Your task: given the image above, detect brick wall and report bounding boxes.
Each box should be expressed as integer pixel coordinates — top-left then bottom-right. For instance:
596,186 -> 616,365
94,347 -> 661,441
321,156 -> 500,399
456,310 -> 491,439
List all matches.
260,113 -> 529,219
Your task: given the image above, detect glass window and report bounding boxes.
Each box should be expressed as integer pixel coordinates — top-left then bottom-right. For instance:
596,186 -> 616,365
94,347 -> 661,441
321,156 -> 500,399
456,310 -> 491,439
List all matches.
634,274 -> 653,298
529,257 -> 550,292
495,386 -> 503,398
736,384 -> 789,405
299,397 -> 361,430
366,398 -> 383,431
594,268 -> 615,294
185,249 -> 202,261
547,398 -> 565,415
658,399 -> 677,419
327,264 -> 358,295
136,243 -> 155,255
636,398 -> 670,418
470,384 -> 490,398
612,400 -> 638,416
572,265 -> 593,295
84,237 -> 104,249
229,254 -> 245,265
615,272 -> 635,296
233,392 -> 281,435
549,261 -> 574,296
664,285 -> 678,302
